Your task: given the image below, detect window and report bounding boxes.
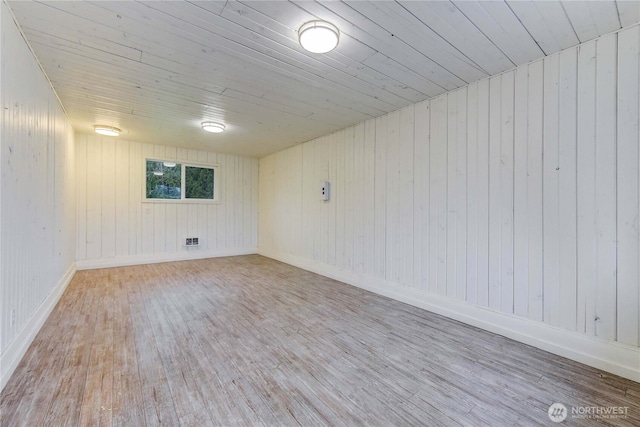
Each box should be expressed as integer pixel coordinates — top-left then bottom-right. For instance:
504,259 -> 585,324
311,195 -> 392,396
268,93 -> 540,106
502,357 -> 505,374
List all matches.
185,165 -> 214,199
145,159 -> 218,202
146,160 -> 182,199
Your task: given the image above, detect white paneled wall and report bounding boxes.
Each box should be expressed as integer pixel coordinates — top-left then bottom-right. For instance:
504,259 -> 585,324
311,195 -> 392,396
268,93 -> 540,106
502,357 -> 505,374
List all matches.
259,26 -> 640,381
76,135 -> 258,268
1,2 -> 76,390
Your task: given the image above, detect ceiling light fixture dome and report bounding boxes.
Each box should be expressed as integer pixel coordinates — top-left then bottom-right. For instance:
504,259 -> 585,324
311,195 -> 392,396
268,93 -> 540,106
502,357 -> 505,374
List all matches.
298,20 -> 339,53
201,121 -> 225,133
94,125 -> 120,136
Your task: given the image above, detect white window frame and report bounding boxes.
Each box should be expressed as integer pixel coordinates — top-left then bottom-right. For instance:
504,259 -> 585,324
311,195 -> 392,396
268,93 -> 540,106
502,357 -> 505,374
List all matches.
143,158 -> 220,204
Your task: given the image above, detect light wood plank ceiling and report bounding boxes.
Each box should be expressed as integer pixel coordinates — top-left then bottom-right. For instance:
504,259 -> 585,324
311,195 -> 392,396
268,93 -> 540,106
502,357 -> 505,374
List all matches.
7,1 -> 640,157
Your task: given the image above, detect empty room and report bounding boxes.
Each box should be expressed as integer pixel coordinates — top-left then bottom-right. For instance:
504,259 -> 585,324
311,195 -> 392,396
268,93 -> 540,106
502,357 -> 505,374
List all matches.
1,0 -> 639,425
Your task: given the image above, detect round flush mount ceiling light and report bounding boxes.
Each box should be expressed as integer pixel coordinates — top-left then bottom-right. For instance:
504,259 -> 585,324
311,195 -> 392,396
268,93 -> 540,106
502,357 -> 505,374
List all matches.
201,122 -> 225,133
94,125 -> 120,136
298,20 -> 339,53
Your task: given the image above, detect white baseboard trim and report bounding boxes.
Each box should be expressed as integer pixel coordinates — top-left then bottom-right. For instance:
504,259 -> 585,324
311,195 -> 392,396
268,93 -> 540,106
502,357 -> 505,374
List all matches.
76,248 -> 258,270
0,262 -> 76,392
260,249 -> 640,383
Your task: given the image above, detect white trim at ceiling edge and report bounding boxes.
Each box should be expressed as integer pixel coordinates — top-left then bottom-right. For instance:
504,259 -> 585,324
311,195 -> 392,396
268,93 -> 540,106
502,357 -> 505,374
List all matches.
0,263 -> 76,392
259,249 -> 640,383
75,248 -> 258,270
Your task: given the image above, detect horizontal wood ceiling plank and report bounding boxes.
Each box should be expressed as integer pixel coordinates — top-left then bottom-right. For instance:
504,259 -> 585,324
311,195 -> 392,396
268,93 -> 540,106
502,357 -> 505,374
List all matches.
452,0 -> 544,66
561,0 -> 621,43
28,0 -> 404,116
101,0 -> 405,112
7,0 -> 639,158
398,1 -> 516,75
291,0 -> 465,90
506,0 -> 580,55
222,1 -> 427,104
345,1 -> 489,82
615,0 -> 640,28
24,29 -> 386,124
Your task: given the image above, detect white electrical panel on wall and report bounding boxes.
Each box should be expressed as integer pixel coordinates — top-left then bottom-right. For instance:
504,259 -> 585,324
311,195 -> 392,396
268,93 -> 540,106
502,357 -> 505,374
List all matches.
321,181 -> 330,201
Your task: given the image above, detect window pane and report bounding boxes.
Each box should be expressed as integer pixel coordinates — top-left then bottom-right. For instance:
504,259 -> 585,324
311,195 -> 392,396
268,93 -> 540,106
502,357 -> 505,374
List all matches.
185,166 -> 214,199
146,160 -> 181,199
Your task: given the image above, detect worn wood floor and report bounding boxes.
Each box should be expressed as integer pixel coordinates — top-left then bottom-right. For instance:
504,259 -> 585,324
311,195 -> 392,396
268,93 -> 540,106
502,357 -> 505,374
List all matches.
1,255 -> 638,426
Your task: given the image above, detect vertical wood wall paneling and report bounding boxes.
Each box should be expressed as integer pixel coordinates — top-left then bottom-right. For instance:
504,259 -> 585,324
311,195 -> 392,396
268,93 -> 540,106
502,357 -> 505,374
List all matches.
272,146 -> 302,256
76,135 -> 88,260
213,151 -> 226,250
257,28 -> 640,355
558,48 -> 578,332
374,116 -> 388,280
363,120 -> 376,278
101,138 -> 116,258
129,141 -> 142,256
475,79 -> 491,309
234,155 -> 245,249
197,150 -> 209,251
227,152 -> 236,250
86,138 -> 103,260
289,147 -> 303,257
488,75 -> 502,310
243,158 -> 254,250
414,101 -> 430,292
526,60 -> 544,323
616,25 -> 640,347
250,157 -> 259,250
543,54 -> 561,327
301,141 -> 314,260
399,106 -> 415,287
576,39 -> 598,337
76,137 -> 258,263
327,133 -> 338,267
465,84 -> 479,305
58,120 -> 76,276
353,122 -> 365,275
447,89 -> 468,300
513,65 -> 529,317
258,154 -> 274,252
1,0 -> 75,383
336,128 -> 346,270
385,111 -> 400,283
315,136 -> 328,264
141,144 -> 155,255
206,150 -> 218,251
115,139 -> 130,257
595,34 -> 618,341
429,96 -> 447,296
447,92 -> 459,298
344,126 -> 355,273
454,90 -> 467,301
499,71 -> 515,314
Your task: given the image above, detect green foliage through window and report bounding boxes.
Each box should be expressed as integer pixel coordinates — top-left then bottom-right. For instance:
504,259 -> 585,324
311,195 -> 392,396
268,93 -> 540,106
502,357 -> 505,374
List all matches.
145,159 -> 217,202
185,166 -> 215,199
146,161 -> 181,199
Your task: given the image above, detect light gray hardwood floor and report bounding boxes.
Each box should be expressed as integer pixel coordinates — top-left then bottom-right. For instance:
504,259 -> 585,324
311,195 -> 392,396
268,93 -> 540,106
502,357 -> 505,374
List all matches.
1,255 -> 638,426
